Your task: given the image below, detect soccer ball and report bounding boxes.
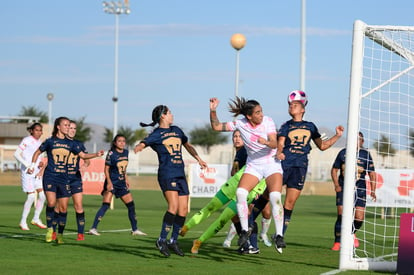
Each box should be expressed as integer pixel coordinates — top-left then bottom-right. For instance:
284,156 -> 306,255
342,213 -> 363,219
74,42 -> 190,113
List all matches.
287,90 -> 308,106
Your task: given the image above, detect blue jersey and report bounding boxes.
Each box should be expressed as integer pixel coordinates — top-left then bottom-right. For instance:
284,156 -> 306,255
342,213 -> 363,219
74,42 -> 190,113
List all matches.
141,125 -> 188,181
39,136 -> 82,183
278,119 -> 321,168
332,148 -> 375,189
67,139 -> 87,180
105,148 -> 128,187
234,146 -> 247,168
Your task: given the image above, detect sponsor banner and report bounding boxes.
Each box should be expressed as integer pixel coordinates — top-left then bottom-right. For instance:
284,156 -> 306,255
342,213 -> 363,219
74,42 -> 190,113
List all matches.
81,158 -> 105,195
397,213 -> 414,275
367,169 -> 414,207
189,164 -> 230,198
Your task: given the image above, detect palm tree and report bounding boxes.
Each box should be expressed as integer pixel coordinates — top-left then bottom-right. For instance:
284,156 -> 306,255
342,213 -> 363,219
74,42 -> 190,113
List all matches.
72,117 -> 92,143
17,106 -> 48,123
373,134 -> 396,167
189,124 -> 228,154
104,126 -> 147,149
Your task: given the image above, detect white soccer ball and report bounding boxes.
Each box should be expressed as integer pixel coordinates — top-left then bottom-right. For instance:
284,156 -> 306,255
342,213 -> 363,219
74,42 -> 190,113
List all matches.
287,90 -> 308,106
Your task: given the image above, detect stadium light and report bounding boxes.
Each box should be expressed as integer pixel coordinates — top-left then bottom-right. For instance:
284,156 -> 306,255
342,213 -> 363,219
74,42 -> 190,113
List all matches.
230,33 -> 246,99
102,0 -> 130,137
46,92 -> 54,124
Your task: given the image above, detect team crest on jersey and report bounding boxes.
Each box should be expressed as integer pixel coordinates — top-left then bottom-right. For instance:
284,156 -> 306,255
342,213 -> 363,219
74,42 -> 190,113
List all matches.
171,182 -> 177,187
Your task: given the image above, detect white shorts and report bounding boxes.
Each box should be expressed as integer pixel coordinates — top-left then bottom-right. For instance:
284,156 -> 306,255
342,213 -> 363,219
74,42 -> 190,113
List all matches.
21,172 -> 43,193
244,158 -> 283,180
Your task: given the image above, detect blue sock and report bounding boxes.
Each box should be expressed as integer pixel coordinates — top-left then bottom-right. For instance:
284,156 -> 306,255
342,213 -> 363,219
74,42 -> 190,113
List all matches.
170,215 -> 185,243
160,211 -> 175,241
45,206 -> 55,228
76,212 -> 85,234
125,201 -> 137,231
92,203 -> 110,229
57,212 -> 67,234
249,222 -> 258,249
334,215 -> 342,242
283,208 -> 293,234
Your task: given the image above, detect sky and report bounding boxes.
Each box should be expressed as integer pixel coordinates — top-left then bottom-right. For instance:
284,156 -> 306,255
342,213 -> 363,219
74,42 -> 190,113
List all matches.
2,0 -> 414,141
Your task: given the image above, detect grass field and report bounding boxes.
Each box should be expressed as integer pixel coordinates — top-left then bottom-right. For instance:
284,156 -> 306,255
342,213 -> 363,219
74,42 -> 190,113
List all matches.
0,186 -> 389,274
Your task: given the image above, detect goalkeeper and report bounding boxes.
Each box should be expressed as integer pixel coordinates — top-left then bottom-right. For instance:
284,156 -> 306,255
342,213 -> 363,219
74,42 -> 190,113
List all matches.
188,166 -> 266,254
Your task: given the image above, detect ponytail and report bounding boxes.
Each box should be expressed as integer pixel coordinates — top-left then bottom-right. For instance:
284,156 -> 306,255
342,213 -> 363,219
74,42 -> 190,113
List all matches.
140,105 -> 168,127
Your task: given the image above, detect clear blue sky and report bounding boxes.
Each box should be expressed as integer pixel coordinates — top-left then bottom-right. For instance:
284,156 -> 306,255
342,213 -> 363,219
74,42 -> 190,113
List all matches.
1,0 -> 413,136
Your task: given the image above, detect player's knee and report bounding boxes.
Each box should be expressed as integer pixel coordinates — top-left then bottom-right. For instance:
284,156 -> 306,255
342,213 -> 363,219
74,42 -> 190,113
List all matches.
269,191 -> 281,203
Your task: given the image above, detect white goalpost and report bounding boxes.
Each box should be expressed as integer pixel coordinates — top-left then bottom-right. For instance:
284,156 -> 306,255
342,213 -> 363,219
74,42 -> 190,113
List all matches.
341,20 -> 414,272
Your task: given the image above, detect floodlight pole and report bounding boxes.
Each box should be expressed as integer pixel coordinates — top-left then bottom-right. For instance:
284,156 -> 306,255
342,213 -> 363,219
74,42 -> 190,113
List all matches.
300,0 -> 306,91
230,34 -> 246,99
46,93 -> 54,124
103,1 -> 130,137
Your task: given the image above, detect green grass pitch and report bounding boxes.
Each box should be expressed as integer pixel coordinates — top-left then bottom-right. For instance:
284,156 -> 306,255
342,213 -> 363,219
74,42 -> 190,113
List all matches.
0,186 -> 388,274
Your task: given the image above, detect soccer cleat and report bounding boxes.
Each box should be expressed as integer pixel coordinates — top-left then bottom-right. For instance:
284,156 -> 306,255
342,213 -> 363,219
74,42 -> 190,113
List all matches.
237,242 -> 258,254
272,234 -> 286,254
56,233 -> 64,244
19,223 -> 30,231
168,241 -> 185,256
248,246 -> 260,254
191,239 -> 202,254
156,239 -> 170,257
237,230 -> 250,248
131,229 -> 147,236
52,232 -> 57,241
77,233 -> 85,241
260,233 -> 272,247
45,228 -> 54,243
331,242 -> 340,251
179,225 -> 188,237
222,239 -> 232,248
353,234 -> 359,248
31,220 -> 47,229
88,228 -> 100,236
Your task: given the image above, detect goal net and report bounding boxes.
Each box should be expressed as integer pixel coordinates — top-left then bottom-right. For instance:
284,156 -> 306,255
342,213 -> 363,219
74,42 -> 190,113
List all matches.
341,20 -> 414,272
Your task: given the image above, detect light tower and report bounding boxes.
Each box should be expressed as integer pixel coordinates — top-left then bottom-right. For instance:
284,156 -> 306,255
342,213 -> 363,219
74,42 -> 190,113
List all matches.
46,93 -> 54,124
102,1 -> 131,137
230,33 -> 246,98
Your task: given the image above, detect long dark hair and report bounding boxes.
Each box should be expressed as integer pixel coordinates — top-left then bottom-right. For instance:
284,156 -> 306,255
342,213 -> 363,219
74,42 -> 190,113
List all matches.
52,116 -> 70,137
228,97 -> 260,118
27,122 -> 42,134
111,134 -> 126,151
140,105 -> 169,127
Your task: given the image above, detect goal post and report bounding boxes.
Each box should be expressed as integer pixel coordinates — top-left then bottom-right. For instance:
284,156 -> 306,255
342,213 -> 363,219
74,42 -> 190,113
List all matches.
341,20 -> 414,272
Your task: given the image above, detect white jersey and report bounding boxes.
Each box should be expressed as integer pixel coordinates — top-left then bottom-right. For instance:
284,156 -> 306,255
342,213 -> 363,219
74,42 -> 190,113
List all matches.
17,135 -> 42,172
227,116 -> 277,164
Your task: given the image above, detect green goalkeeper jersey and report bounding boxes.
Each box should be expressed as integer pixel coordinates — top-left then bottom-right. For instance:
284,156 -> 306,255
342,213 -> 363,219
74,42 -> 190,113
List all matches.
219,165 -> 266,202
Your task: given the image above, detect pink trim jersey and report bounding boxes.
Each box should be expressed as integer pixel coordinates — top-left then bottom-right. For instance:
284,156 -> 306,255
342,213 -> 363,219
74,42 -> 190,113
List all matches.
227,116 -> 277,164
18,135 -> 42,172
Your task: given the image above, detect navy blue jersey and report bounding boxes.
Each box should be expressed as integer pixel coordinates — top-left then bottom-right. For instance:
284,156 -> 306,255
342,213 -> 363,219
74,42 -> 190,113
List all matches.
234,146 -> 247,168
332,148 -> 375,189
67,139 -> 87,180
278,119 -> 321,168
39,136 -> 82,183
105,148 -> 128,187
141,126 -> 188,180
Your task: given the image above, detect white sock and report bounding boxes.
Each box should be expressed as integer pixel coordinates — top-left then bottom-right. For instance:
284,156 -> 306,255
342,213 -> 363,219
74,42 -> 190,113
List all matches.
236,188 -> 249,231
33,191 -> 45,222
269,191 -> 283,236
261,217 -> 272,236
21,193 -> 36,225
225,223 -> 237,242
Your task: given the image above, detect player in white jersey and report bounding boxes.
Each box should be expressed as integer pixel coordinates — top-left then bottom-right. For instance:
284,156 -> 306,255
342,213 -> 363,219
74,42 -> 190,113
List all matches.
209,97 -> 286,254
14,123 -> 47,230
